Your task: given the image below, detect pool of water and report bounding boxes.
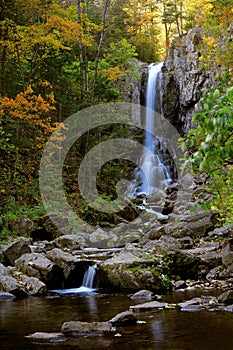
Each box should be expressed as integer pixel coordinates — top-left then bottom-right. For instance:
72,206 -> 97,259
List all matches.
1,289 -> 233,350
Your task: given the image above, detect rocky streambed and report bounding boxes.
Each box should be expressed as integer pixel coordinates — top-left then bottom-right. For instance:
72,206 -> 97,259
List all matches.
1,180 -> 233,346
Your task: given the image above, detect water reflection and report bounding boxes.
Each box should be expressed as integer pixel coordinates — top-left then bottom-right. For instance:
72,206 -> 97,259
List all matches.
1,291 -> 233,350
150,318 -> 165,345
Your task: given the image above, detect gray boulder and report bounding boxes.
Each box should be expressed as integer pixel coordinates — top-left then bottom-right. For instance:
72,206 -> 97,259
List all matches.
109,311 -> 137,326
19,275 -> 47,296
30,214 -> 74,241
222,240 -> 233,267
10,215 -> 35,236
218,290 -> 233,305
3,237 -> 31,266
131,289 -> 154,300
46,248 -> 78,279
61,321 -> 115,337
15,253 -> 62,288
98,251 -> 163,290
27,332 -> 67,343
0,264 -> 27,297
180,210 -> 219,238
55,234 -> 87,250
130,301 -> 167,312
0,291 -> 16,300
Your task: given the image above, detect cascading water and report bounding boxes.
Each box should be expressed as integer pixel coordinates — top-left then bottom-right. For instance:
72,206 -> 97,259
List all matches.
131,62 -> 172,197
51,264 -> 97,294
82,264 -> 97,289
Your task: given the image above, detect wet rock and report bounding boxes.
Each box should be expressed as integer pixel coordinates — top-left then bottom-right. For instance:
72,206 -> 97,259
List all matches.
222,240 -> 233,267
55,234 -> 87,250
19,275 -> 47,296
61,321 -> 115,337
32,214 -> 72,241
0,264 -> 27,297
180,210 -> 219,238
0,291 -> 16,300
109,311 -> 137,326
10,215 -> 35,236
130,300 -> 167,312
225,305 -> 233,312
46,248 -> 78,279
218,290 -> 233,305
3,237 -> 31,266
206,265 -> 224,282
177,236 -> 193,249
15,253 -> 63,289
88,229 -> 118,248
173,280 -> 187,290
142,225 -> 165,241
199,252 -> 222,268
178,297 -> 202,309
210,224 -> 233,238
98,251 -> 163,290
180,305 -> 203,312
131,289 -> 154,300
171,250 -> 198,279
27,332 -> 67,343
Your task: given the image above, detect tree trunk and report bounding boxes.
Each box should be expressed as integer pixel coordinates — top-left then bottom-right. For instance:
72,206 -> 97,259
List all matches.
92,0 -> 111,102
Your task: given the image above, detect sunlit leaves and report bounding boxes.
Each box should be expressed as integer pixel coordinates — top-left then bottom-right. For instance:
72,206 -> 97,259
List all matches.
180,82 -> 233,222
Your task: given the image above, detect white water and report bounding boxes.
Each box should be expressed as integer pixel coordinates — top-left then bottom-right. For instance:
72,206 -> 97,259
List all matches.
51,264 -> 97,294
140,62 -> 172,195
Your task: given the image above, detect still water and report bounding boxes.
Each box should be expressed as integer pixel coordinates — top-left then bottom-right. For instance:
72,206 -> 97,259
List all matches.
1,289 -> 233,350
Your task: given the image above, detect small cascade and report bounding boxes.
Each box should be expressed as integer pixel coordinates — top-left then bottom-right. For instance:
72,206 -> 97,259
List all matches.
82,264 -> 97,289
50,264 -> 97,294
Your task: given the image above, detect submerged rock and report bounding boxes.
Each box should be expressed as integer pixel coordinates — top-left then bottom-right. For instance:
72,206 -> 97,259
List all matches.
130,300 -> 167,312
27,332 -> 67,343
61,321 -> 115,337
0,291 -> 16,300
109,311 -> 137,326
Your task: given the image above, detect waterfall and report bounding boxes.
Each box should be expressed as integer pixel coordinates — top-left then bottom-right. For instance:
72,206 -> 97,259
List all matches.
139,62 -> 172,196
50,264 -> 97,294
82,264 -> 96,289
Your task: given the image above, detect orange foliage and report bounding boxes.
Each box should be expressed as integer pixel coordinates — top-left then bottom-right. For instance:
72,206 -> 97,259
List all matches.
0,86 -> 56,134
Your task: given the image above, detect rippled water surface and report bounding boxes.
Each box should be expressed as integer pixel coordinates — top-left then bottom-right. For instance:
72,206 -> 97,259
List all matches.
1,289 -> 233,350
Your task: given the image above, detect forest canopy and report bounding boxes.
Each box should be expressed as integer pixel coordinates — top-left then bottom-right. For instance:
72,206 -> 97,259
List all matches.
0,0 -> 233,237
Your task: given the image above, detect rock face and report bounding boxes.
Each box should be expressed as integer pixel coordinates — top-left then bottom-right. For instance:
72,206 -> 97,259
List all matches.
162,27 -> 214,135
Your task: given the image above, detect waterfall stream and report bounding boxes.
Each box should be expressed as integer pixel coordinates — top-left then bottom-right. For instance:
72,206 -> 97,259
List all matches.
130,62 -> 172,198
82,264 -> 97,289
51,264 -> 97,294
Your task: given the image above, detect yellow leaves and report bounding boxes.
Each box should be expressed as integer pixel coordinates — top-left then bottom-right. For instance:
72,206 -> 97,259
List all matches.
205,37 -> 216,47
0,87 -> 56,136
41,16 -> 92,47
100,67 -> 125,82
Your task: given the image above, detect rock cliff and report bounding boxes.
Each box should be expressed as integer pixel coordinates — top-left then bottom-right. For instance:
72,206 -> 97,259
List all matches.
162,27 -> 215,135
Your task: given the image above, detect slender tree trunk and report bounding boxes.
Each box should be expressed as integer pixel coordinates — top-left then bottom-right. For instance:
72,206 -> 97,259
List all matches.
77,0 -> 84,104
92,0 -> 111,102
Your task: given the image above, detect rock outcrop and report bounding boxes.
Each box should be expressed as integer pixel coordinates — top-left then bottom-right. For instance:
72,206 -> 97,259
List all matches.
162,27 -> 215,135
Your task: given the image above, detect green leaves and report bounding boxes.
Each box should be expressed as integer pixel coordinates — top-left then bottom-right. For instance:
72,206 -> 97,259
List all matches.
181,81 -> 233,223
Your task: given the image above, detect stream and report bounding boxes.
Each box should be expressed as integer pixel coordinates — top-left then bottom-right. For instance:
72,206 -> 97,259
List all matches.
1,288 -> 233,350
